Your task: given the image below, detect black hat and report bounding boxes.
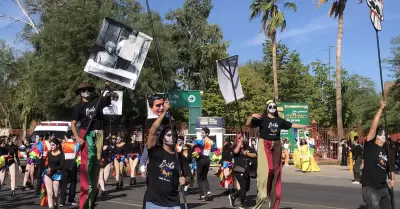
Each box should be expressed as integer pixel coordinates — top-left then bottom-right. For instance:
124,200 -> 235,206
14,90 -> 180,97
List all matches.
75,82 -> 95,95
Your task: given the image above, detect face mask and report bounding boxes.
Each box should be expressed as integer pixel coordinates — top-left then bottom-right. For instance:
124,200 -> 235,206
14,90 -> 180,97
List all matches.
81,91 -> 91,98
163,130 -> 173,145
267,102 -> 277,114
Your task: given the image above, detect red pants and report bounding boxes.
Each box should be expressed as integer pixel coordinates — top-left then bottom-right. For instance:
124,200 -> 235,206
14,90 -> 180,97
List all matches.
254,139 -> 282,209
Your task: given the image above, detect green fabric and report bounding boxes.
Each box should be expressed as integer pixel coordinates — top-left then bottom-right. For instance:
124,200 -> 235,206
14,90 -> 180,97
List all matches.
83,130 -> 103,209
350,131 -> 358,142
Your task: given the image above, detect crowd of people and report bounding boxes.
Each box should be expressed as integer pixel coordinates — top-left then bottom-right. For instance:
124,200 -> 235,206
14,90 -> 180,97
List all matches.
0,83 -> 398,209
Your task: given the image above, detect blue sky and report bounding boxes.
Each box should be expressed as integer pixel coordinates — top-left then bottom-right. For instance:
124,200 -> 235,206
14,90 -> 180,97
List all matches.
1,0 -> 399,90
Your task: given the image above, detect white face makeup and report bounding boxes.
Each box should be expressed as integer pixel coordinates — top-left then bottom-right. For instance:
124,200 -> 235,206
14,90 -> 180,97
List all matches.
81,90 -> 91,98
201,131 -> 206,139
267,102 -> 277,114
50,142 -> 57,151
163,130 -> 173,145
116,137 -> 122,143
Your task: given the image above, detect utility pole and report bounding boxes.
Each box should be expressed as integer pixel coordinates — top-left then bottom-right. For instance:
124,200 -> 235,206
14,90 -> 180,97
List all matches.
328,45 -> 334,81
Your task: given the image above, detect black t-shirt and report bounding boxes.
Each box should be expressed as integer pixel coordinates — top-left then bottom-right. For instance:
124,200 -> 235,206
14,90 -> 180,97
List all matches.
222,143 -> 234,162
47,152 -> 65,173
361,140 -> 395,189
145,146 -> 191,207
127,142 -> 141,154
73,95 -> 111,130
234,145 -> 257,174
250,115 -> 292,141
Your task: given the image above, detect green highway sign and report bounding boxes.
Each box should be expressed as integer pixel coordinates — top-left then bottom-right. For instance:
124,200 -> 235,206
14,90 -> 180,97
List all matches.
167,91 -> 202,108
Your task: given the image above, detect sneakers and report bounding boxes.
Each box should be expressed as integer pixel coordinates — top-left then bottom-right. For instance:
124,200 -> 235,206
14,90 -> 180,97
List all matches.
204,192 -> 212,201
352,181 -> 360,184
228,194 -> 235,207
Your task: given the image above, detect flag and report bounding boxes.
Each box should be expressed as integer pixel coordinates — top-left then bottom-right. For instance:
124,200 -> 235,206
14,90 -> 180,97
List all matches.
366,0 -> 384,31
216,55 -> 244,104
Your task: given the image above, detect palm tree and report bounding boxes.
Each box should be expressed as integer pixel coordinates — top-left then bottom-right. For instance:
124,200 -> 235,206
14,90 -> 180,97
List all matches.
315,0 -> 361,140
249,0 -> 297,102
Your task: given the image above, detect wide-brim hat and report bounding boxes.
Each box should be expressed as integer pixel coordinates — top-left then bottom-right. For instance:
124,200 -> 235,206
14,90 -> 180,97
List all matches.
75,82 -> 95,95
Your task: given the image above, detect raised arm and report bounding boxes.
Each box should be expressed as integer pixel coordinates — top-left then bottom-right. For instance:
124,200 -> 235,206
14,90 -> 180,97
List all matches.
366,100 -> 386,142
234,135 -> 243,154
246,113 -> 262,127
147,101 -> 170,149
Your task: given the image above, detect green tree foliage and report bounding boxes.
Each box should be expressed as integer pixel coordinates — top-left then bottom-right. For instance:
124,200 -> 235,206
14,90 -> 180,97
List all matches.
166,0 -> 229,90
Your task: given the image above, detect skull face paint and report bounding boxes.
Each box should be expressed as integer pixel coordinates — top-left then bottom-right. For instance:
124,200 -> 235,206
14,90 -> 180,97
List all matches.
267,102 -> 277,114
163,130 -> 173,145
376,130 -> 386,144
201,131 -> 206,139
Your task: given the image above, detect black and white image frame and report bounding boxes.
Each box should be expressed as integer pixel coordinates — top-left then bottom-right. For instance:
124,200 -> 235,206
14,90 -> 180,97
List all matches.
84,17 -> 153,90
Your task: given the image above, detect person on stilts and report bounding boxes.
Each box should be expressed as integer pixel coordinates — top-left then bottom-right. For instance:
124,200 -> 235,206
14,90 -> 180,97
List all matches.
71,82 -> 112,209
246,100 -> 308,209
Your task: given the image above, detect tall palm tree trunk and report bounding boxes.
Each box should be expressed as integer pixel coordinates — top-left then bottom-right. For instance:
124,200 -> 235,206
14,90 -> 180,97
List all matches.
272,33 -> 279,101
335,13 -> 344,141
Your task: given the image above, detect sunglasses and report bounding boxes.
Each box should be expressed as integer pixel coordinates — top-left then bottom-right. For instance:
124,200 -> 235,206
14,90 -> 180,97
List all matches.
155,103 -> 164,107
268,105 -> 277,109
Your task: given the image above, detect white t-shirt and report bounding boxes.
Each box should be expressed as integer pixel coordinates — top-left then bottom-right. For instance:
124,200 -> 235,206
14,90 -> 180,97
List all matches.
117,40 -> 141,61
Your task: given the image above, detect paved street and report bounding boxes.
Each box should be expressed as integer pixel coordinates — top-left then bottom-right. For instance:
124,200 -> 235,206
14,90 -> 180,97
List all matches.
0,165 -> 399,209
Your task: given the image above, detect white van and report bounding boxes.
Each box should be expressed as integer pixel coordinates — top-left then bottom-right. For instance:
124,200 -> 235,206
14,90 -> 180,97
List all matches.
31,121 -> 72,139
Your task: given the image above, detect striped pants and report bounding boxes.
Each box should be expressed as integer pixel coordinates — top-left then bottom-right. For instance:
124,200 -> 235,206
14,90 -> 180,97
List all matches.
79,129 -> 103,209
253,139 -> 282,209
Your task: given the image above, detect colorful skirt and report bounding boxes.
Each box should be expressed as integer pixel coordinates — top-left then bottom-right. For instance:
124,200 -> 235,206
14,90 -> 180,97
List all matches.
128,153 -> 140,160
40,170 -> 62,206
214,161 -> 233,187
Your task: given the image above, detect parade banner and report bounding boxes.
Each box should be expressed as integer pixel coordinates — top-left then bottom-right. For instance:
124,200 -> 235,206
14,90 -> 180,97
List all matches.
216,56 -> 244,104
84,17 -> 153,90
366,0 -> 383,31
102,91 -> 123,115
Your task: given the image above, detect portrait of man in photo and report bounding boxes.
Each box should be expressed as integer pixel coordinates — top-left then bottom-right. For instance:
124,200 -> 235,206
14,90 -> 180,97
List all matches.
147,95 -> 165,119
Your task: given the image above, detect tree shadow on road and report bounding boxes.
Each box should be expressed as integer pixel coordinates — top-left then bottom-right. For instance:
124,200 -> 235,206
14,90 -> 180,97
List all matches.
356,205 -> 367,209
0,200 -> 36,208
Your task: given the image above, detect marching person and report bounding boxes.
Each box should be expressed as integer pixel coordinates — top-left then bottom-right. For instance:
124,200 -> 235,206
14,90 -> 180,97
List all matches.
144,100 -> 192,209
71,82 -> 112,209
283,139 -> 290,167
99,138 -> 113,196
35,134 -> 51,195
0,136 -> 23,197
215,137 -> 234,194
192,127 -> 221,201
40,138 -> 65,208
127,134 -> 142,185
350,136 -> 362,184
22,135 -> 42,190
246,100 -> 308,209
113,135 -> 127,190
229,133 -> 257,209
361,100 -> 396,208
60,132 -> 79,206
20,136 -> 33,190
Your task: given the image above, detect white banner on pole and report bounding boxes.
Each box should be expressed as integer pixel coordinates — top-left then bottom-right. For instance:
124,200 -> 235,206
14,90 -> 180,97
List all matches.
216,56 -> 244,104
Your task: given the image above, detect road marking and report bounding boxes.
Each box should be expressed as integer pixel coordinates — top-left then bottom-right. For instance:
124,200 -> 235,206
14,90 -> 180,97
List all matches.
281,201 -> 346,209
106,200 -> 142,207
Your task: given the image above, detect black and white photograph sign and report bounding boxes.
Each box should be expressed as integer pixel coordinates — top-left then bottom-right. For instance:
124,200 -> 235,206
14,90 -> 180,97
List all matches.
84,17 -> 153,90
103,91 -> 123,115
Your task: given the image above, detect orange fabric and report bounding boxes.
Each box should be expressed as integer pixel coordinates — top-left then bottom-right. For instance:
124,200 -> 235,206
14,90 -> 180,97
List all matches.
62,141 -> 77,154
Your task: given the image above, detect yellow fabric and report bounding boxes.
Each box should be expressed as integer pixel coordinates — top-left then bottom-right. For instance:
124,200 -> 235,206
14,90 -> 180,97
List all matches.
350,131 -> 358,142
0,156 -> 5,168
300,145 -> 320,172
293,149 -> 301,169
